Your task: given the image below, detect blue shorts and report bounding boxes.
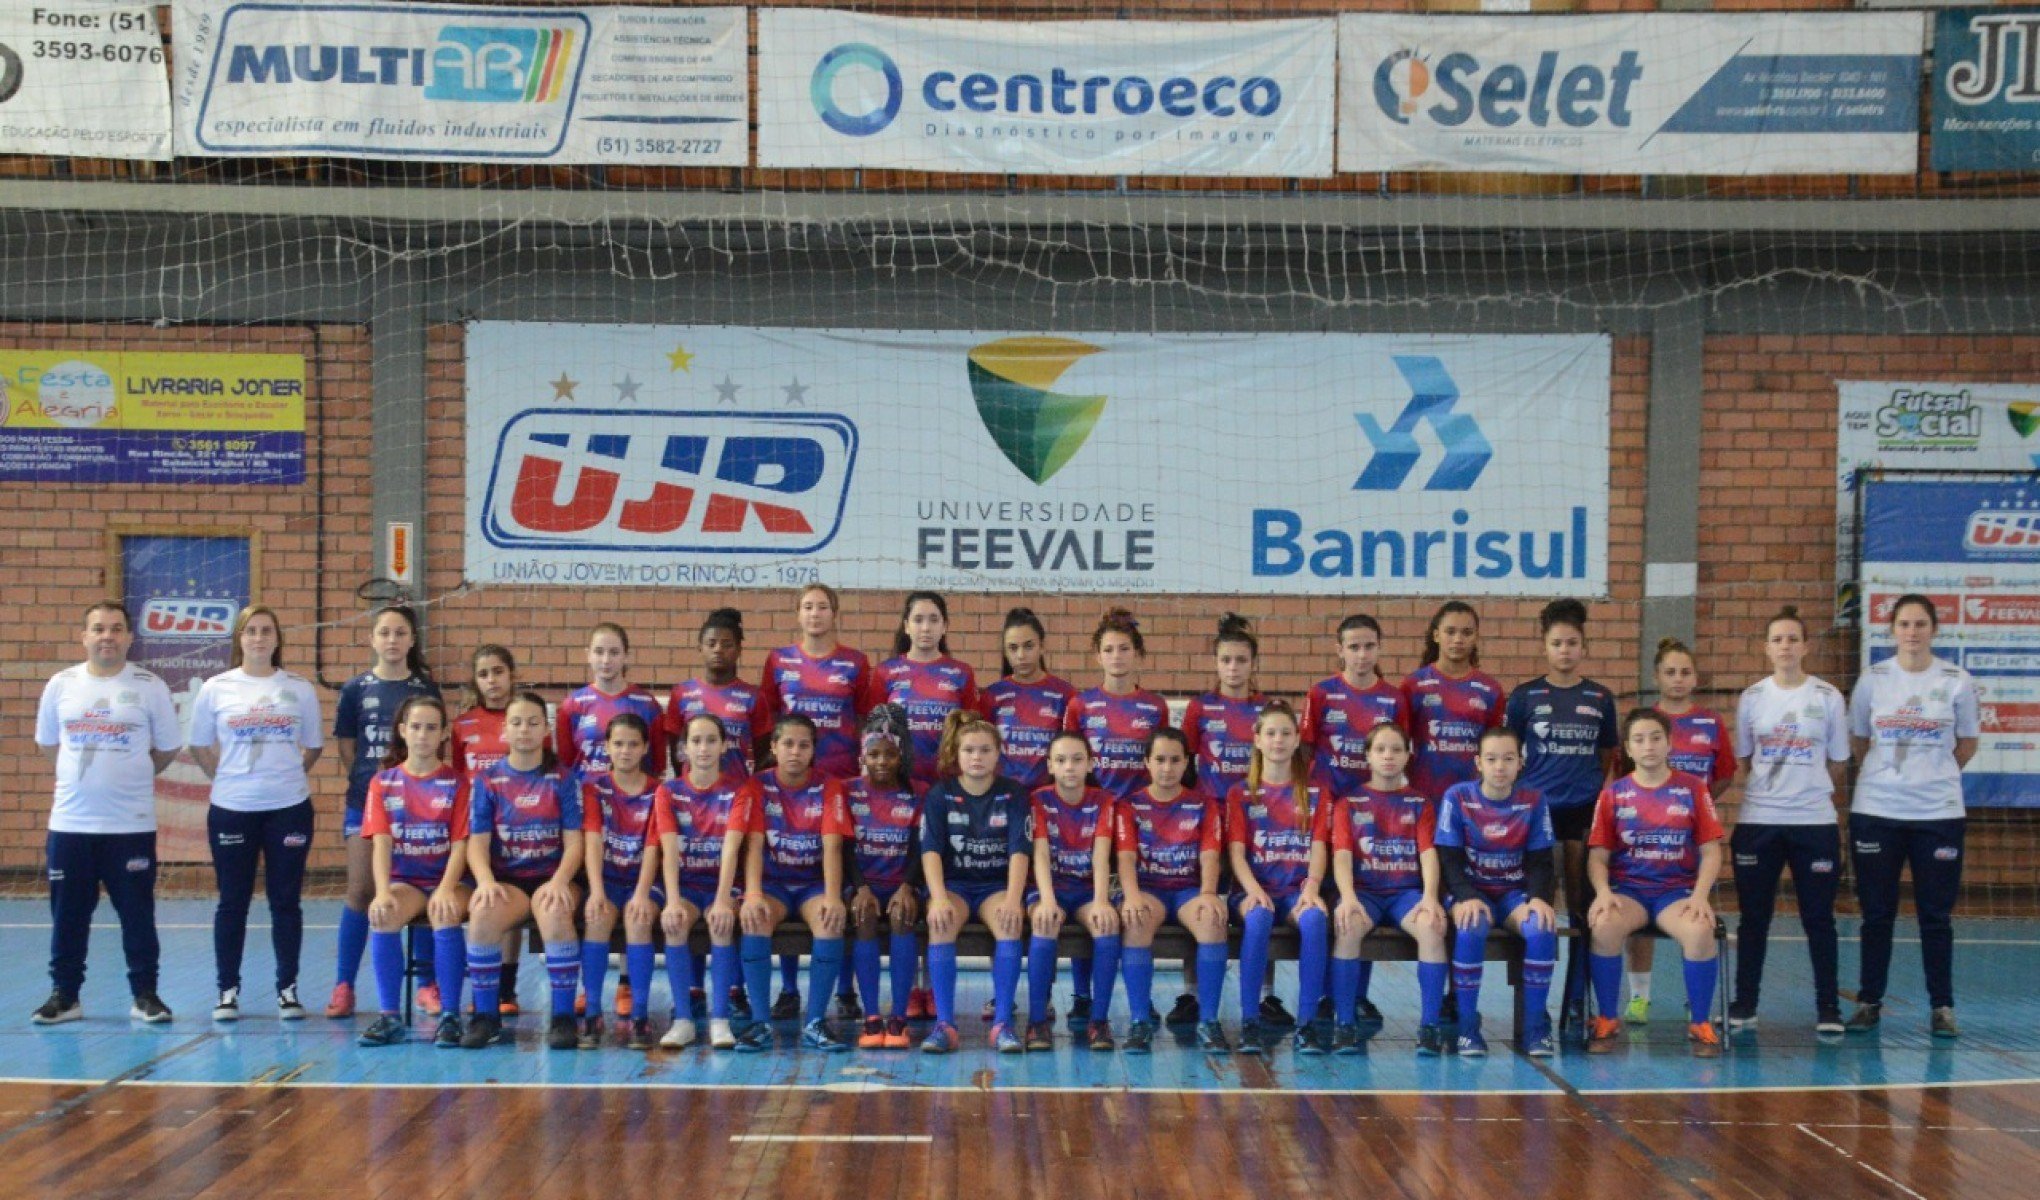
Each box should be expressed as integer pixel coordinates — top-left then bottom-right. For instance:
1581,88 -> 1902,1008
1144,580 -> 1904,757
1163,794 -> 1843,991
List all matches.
1356,889 -> 1426,928
1616,886 -> 1688,924
763,881 -> 827,913
1026,886 -> 1099,915
1143,886 -> 1205,924
939,880 -> 1009,914
1232,890 -> 1313,923
677,883 -> 736,913
343,805 -> 364,839
1467,889 -> 1533,923
602,879 -> 666,910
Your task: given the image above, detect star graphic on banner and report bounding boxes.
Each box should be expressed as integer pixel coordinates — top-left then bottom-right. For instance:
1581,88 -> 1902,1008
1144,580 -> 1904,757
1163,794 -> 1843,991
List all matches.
550,372 -> 579,400
667,345 -> 695,373
783,376 -> 809,407
613,374 -> 642,402
714,375 -> 742,405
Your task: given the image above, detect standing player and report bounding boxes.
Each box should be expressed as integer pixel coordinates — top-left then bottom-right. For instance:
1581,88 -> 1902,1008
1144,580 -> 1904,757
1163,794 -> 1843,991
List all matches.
187,607 -> 324,1022
865,591 -> 979,789
1402,603 -> 1506,810
1182,613 -> 1267,806
1847,595 -> 1979,1038
844,707 -> 924,1049
556,623 -> 667,783
1025,733 -> 1119,1053
578,714 -> 664,1049
656,713 -> 765,1052
665,607 -> 766,780
1225,702 -> 1331,1056
979,607 -> 1077,792
1585,710 -> 1727,1059
450,644 -> 537,1016
357,696 -> 470,1047
31,601 -> 181,1025
1729,607 -> 1851,1035
1505,598 -> 1619,1031
1113,729 -> 1227,1054
328,606 -> 440,1020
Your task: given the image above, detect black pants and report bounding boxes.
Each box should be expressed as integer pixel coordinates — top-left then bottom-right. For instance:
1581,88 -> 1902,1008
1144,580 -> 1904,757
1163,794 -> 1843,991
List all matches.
1730,822 -> 1841,1013
208,801 -> 315,993
1850,813 -> 1965,1010
47,830 -> 159,998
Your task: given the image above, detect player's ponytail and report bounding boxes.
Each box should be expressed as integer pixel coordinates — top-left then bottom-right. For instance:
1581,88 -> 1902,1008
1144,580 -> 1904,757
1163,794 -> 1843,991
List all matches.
1092,606 -> 1145,655
1000,606 -> 1049,677
1766,604 -> 1807,640
371,605 -> 433,681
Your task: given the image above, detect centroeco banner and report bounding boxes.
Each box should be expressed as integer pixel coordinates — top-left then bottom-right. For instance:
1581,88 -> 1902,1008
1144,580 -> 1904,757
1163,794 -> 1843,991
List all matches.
463,323 -> 1609,596
757,10 -> 1335,177
171,1 -> 747,164
1337,13 -> 1923,175
0,5 -> 172,160
1931,7 -> 2040,172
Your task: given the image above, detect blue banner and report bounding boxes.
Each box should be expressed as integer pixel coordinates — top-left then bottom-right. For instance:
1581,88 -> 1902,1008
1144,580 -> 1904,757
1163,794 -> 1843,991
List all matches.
1931,8 -> 2040,172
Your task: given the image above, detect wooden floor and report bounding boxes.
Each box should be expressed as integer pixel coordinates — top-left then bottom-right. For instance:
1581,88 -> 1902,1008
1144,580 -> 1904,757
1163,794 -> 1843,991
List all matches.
4,1079 -> 2036,1199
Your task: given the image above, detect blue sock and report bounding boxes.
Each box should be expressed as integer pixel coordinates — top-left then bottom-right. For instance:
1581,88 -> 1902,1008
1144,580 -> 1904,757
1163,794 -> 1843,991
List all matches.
741,935 -> 774,1022
1091,935 -> 1121,1023
1295,908 -> 1329,1024
369,930 -> 402,1014
546,942 -> 579,1017
1028,936 -> 1058,1024
581,940 -> 610,1017
992,939 -> 1022,1027
853,938 -> 883,1016
1418,961 -> 1447,1027
433,927 -> 465,1015
336,905 -> 370,988
1238,907 -> 1274,1022
1196,941 -> 1229,1023
1124,947 -> 1156,1022
888,932 -> 918,1018
467,943 -> 504,1017
665,938 -> 695,1017
625,943 -> 655,1017
709,944 -> 738,1019
1356,961 -> 1374,1004
1683,956 -> 1719,1025
779,952 -> 801,994
1454,918 -> 1490,1023
1072,954 -> 1093,1000
1522,916 -> 1557,1035
929,943 -> 959,1027
1332,957 -> 1362,1024
805,938 -> 844,1023
1590,951 -> 1625,1019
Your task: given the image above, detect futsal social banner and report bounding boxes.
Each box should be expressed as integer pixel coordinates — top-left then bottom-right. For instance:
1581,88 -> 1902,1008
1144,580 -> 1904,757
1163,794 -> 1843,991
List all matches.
463,324 -> 1609,596
1931,8 -> 2040,172
0,5 -> 171,160
757,10 -> 1335,177
1337,13 -> 1923,175
171,1 -> 747,164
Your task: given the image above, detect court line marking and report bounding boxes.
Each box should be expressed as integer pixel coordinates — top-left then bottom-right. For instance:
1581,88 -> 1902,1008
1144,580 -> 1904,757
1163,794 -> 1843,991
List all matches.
731,1135 -> 931,1144
1795,1124 -> 1930,1200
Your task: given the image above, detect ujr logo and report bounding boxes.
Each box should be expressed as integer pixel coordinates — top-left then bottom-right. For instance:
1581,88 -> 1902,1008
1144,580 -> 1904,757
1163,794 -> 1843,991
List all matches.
141,599 -> 235,639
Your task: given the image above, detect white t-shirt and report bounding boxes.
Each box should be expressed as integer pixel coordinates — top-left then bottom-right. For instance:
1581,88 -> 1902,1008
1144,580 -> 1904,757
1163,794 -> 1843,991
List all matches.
1849,657 -> 1980,822
1735,676 -> 1851,826
35,663 -> 182,835
188,668 -> 325,813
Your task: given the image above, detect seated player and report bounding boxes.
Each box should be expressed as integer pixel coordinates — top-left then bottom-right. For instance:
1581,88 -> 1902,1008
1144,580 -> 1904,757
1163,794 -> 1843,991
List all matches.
1113,728 -> 1228,1055
1225,701 -> 1331,1056
1025,733 -> 1120,1053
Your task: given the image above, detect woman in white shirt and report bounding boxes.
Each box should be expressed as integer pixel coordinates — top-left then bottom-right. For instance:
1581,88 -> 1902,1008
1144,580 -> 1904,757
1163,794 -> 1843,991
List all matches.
1728,606 -> 1851,1035
188,607 -> 325,1022
1846,594 -> 1980,1039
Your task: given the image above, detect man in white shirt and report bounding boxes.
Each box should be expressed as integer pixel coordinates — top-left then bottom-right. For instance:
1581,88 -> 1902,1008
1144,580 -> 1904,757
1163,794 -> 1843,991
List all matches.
32,601 -> 183,1024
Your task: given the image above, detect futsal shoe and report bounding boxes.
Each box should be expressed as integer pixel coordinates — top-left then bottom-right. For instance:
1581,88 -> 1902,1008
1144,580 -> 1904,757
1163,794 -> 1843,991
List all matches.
1355,997 -> 1384,1024
710,1019 -> 737,1050
1195,1020 -> 1232,1054
1844,1002 -> 1882,1033
1523,1026 -> 1557,1059
1259,995 -> 1297,1027
981,999 -> 996,1023
661,1018 -> 697,1049
921,1021 -> 960,1055
733,1021 -> 774,1053
1414,1024 -> 1445,1057
1586,1016 -> 1623,1054
277,985 -> 306,1021
1165,993 -> 1200,1028
1122,1019 -> 1157,1054
835,992 -> 862,1021
883,1017 -> 913,1049
1726,1003 -> 1759,1033
1932,1007 -> 1960,1039
546,1015 -> 578,1050
858,1016 -> 887,1048
614,980 -> 633,1019
991,1022 -> 1023,1054
1086,1021 -> 1116,1052
1624,995 -> 1650,1026
905,987 -> 935,1021
416,983 -> 442,1018
1688,1022 -> 1723,1058
462,1015 -> 506,1049
358,1014 -> 407,1047
1025,1020 -> 1055,1052
1067,995 -> 1092,1030
1236,1019 -> 1268,1055
1455,1025 -> 1489,1057
434,1014 -> 463,1048
627,1019 -> 654,1050
576,1014 -> 605,1049
1816,1006 -> 1845,1036
1293,1023 -> 1331,1055
324,982 -> 355,1019
131,993 -> 173,1023
212,987 -> 241,1022
728,986 -> 752,1021
771,990 -> 802,1021
31,991 -> 82,1025
498,996 -> 521,1017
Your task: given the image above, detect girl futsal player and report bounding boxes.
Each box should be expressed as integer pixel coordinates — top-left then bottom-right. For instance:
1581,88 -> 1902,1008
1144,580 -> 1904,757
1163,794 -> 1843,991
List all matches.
357,696 -> 469,1047
865,591 -> 979,789
1182,613 -> 1268,806
1113,728 -> 1228,1054
1729,607 -> 1851,1034
557,623 -> 667,782
653,713 -> 756,1050
664,608 -> 767,781
1025,733 -> 1119,1052
917,710 -> 1030,1055
1434,728 -> 1560,1057
461,691 -> 583,1050
1585,710 -> 1727,1058
450,645 -> 535,1016
1329,723 -> 1449,1056
578,714 -> 664,1049
329,606 -> 440,1019
845,706 -> 924,1049
980,607 -> 1078,792
1225,702 -> 1330,1055
188,606 -> 323,1022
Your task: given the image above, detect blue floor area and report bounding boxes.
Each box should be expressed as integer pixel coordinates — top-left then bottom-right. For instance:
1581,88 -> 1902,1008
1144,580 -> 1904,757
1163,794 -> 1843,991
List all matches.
3,899 -> 2036,1096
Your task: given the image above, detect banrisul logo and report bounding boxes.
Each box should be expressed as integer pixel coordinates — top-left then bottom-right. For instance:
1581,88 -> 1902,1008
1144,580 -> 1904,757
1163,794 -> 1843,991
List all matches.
1354,356 -> 1491,491
967,337 -> 1106,484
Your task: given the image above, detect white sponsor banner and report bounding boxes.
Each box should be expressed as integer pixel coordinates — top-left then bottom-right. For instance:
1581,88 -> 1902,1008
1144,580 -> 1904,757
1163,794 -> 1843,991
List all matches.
0,6 -> 171,160
757,10 -> 1334,177
464,324 -> 1609,596
172,1 -> 746,164
1337,13 -> 1924,175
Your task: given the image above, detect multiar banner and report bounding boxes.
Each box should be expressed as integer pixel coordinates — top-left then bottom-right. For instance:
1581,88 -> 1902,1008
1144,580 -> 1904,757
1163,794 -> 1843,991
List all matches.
464,324 -> 1608,596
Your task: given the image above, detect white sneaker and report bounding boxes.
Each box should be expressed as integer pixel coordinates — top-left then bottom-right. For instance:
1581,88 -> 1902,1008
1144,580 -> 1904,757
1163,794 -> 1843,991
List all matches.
710,1018 -> 735,1050
276,985 -> 306,1021
212,987 -> 241,1022
661,1018 -> 696,1049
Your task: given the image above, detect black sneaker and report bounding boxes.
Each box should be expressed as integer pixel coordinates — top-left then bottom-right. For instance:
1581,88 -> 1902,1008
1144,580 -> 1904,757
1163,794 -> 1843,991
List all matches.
358,1014 -> 407,1047
1354,998 -> 1384,1024
130,993 -> 173,1023
434,1014 -> 463,1048
546,1014 -> 578,1050
627,1019 -> 654,1050
1845,1002 -> 1882,1033
1293,1023 -> 1331,1055
1164,993 -> 1200,1028
728,987 -> 752,1021
733,1020 -> 774,1053
1195,1020 -> 1232,1054
462,1014 -> 506,1049
770,990 -> 802,1021
1237,1018 -> 1267,1055
31,991 -> 81,1025
1416,1024 -> 1446,1057
577,1014 -> 605,1049
276,985 -> 306,1021
834,992 -> 862,1021
1259,994 -> 1297,1027
1816,1006 -> 1845,1036
1067,994 -> 1093,1030
212,987 -> 241,1022
1932,1007 -> 1960,1039
1122,1019 -> 1156,1054
1727,1003 -> 1759,1033
1333,1023 -> 1363,1055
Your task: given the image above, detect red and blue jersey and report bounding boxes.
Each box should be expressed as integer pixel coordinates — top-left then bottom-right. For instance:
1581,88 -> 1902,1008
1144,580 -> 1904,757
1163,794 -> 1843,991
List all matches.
556,684 -> 666,782
1507,677 -> 1619,811
1434,781 -> 1555,900
468,759 -> 579,882
978,674 -> 1077,789
1182,692 -> 1265,804
360,765 -> 468,887
334,670 -> 440,809
1657,705 -> 1737,787
1300,675 -> 1410,797
733,769 -> 852,888
1401,666 -> 1506,801
1063,687 -> 1170,799
845,778 -> 923,893
451,704 -> 517,779
920,777 -> 1032,886
759,644 -> 871,781
864,655 -> 980,787
1031,784 -> 1115,895
1589,772 -> 1725,897
663,678 -> 766,780
1113,787 -> 1222,893
580,771 -> 661,890
1331,785 -> 1435,896
1225,780 -> 1330,900
651,769 -> 748,893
